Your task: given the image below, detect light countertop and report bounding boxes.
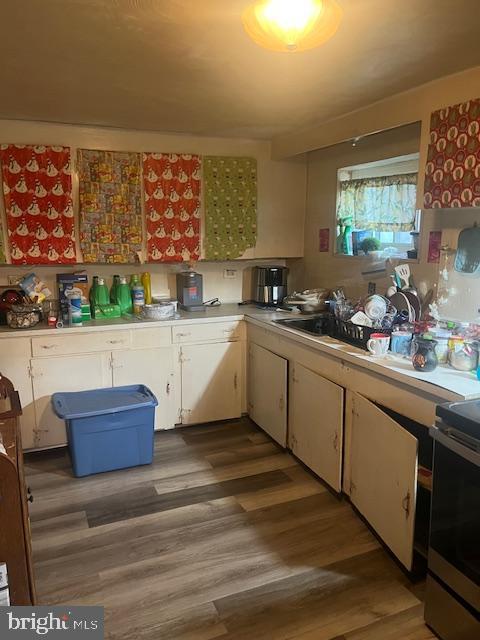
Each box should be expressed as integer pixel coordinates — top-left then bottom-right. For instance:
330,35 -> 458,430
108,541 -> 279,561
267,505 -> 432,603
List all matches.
0,303 -> 249,337
1,304 -> 479,402
245,312 -> 480,403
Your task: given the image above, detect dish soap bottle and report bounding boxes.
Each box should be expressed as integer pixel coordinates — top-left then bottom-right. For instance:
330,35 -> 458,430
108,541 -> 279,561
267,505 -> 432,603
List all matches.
130,275 -> 145,315
141,272 -> 152,305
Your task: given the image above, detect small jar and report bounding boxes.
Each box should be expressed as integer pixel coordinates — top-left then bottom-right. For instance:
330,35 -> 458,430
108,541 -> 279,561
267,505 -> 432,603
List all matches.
427,329 -> 452,365
448,337 -> 479,371
434,337 -> 450,364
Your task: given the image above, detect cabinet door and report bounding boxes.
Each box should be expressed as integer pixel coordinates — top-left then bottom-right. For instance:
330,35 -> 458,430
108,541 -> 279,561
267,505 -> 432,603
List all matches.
112,348 -> 174,431
30,353 -> 111,449
0,338 -> 35,450
290,363 -> 343,492
181,342 -> 241,425
348,392 -> 418,570
248,343 -> 287,446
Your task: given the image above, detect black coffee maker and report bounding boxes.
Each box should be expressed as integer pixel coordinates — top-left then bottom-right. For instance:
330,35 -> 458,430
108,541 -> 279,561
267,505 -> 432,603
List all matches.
252,266 -> 288,307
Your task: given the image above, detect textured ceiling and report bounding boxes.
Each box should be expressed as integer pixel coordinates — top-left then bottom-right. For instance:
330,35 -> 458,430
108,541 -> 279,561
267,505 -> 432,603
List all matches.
0,0 -> 480,139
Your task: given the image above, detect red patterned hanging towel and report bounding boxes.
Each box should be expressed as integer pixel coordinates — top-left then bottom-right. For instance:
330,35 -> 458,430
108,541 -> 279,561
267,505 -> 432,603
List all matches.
143,153 -> 201,262
0,144 -> 76,264
424,98 -> 480,209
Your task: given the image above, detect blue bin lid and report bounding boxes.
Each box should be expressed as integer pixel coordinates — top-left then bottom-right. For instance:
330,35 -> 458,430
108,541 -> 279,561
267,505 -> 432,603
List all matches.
52,384 -> 158,419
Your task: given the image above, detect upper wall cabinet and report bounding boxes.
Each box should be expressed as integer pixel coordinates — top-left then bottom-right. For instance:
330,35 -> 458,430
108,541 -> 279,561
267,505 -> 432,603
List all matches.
424,98 -> 480,209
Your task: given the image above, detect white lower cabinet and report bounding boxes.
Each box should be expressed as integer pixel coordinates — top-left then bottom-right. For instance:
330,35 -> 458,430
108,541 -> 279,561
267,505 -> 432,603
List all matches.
30,353 -> 112,449
0,338 -> 36,449
180,341 -> 242,425
346,391 -> 418,570
248,343 -> 287,446
289,363 -> 344,492
112,347 -> 175,431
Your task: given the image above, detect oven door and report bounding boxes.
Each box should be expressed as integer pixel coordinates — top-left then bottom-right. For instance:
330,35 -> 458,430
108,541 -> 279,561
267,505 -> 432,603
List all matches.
429,426 -> 480,613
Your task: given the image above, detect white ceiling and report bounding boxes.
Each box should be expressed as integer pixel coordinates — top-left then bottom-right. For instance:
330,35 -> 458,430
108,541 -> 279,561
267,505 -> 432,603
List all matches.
0,0 -> 479,139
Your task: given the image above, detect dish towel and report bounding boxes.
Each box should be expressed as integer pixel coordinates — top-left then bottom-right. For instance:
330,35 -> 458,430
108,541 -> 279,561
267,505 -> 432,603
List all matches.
424,97 -> 480,208
143,153 -> 201,262
78,149 -> 142,263
0,144 -> 76,264
204,156 -> 257,260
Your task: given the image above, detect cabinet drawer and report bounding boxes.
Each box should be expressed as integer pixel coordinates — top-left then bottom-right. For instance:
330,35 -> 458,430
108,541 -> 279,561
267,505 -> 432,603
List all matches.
32,330 -> 131,357
131,327 -> 172,349
173,321 -> 244,344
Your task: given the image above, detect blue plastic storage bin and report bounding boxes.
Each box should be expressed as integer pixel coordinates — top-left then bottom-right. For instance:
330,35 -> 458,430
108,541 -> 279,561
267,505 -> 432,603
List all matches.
52,385 -> 158,477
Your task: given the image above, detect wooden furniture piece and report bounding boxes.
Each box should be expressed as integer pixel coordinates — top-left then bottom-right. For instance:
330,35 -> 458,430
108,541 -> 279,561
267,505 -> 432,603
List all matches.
0,373 -> 36,605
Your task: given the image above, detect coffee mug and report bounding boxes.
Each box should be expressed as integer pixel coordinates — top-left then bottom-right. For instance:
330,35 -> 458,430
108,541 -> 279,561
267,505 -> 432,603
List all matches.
390,331 -> 413,357
367,333 -> 390,357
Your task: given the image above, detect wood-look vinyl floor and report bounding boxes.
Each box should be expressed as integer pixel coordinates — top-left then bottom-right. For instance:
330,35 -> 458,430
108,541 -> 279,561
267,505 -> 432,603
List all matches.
25,418 -> 435,640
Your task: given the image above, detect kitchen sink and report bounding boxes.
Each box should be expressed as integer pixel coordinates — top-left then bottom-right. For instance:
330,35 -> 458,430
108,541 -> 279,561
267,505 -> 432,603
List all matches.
273,315 -> 331,336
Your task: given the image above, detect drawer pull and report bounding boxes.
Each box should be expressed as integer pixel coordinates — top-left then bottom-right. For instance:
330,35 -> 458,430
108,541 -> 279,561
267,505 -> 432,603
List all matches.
27,494 -> 34,503
166,382 -> 171,395
402,491 -> 411,518
41,344 -> 56,350
176,332 -> 191,339
108,339 -> 124,345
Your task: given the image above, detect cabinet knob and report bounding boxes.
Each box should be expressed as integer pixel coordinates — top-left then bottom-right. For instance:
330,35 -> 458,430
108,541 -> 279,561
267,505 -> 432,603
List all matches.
166,382 -> 171,395
402,491 -> 411,518
27,494 -> 34,503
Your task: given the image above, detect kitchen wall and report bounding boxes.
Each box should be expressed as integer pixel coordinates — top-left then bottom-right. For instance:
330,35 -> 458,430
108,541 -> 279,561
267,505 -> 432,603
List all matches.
0,260 -> 285,304
289,122 -> 480,307
272,65 -> 480,161
0,118 -> 305,302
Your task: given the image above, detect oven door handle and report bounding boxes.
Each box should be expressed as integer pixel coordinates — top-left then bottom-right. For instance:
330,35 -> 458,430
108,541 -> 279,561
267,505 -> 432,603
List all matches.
430,426 -> 480,467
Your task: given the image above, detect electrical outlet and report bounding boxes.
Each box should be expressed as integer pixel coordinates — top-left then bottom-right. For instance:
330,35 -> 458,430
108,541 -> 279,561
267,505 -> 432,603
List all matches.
223,269 -> 237,279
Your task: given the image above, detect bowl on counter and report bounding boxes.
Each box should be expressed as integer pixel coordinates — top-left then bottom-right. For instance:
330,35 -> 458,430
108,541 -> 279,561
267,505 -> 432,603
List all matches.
6,304 -> 43,329
142,302 -> 177,320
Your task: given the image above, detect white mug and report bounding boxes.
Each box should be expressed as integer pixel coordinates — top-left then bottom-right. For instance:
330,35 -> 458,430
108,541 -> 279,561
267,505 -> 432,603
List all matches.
367,333 -> 390,357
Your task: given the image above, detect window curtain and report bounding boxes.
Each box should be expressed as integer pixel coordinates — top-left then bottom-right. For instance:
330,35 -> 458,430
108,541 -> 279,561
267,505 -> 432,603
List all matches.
337,173 -> 418,231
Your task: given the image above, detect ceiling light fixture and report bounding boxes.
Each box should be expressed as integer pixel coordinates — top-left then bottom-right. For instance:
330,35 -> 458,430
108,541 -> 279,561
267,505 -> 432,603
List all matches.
242,0 -> 343,53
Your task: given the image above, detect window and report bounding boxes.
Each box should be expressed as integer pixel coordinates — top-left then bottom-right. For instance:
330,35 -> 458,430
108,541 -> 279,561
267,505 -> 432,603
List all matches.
336,154 -> 420,258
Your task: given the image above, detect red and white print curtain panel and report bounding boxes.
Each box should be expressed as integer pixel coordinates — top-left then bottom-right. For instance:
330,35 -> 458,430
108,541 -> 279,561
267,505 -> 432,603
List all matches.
143,153 -> 201,262
0,144 -> 76,264
424,98 -> 480,208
